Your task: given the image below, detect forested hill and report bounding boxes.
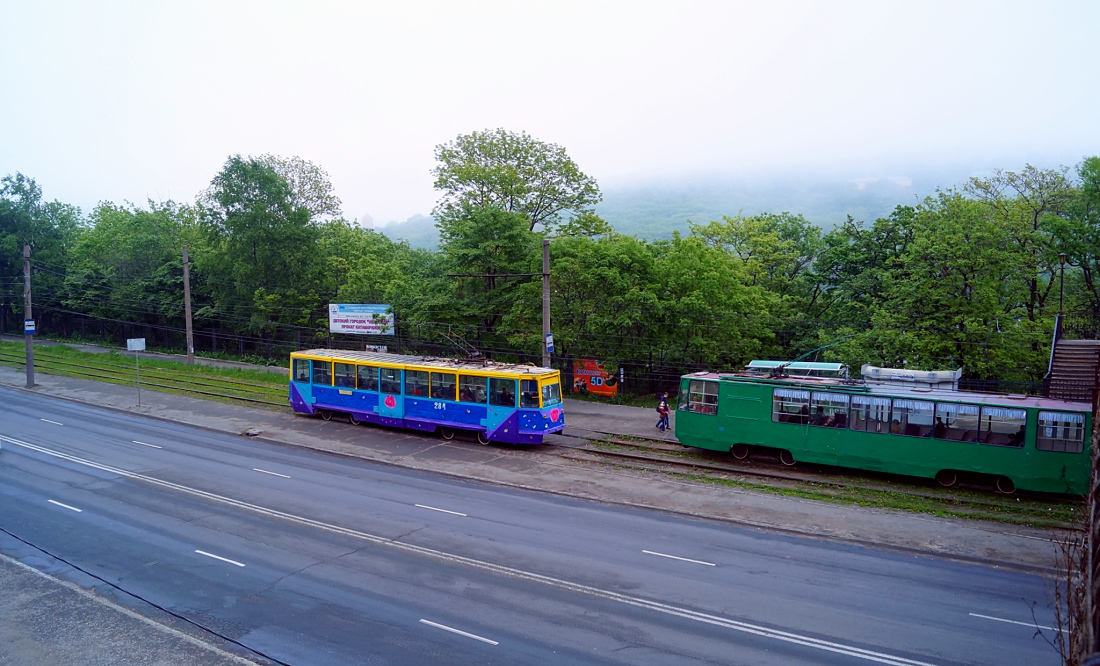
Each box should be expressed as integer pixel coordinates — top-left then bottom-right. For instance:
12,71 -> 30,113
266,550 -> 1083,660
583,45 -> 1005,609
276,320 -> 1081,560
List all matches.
379,174 -> 927,248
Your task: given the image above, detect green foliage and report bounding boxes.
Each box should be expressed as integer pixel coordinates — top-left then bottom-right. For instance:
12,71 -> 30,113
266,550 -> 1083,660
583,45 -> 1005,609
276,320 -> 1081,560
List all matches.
432,128 -> 602,233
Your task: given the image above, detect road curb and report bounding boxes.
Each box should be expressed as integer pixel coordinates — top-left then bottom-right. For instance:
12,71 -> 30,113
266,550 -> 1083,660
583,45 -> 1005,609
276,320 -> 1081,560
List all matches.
4,381 -> 1060,576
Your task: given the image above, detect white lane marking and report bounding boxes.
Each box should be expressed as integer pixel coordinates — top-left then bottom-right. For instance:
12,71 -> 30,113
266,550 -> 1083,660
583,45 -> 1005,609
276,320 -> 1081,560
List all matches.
47,499 -> 82,512
194,550 -> 246,567
643,550 -> 716,567
419,619 -> 498,645
253,468 -> 291,479
415,504 -> 467,517
0,552 -> 257,665
0,435 -> 934,666
132,440 -> 162,449
969,612 -> 1065,633
40,419 -> 63,426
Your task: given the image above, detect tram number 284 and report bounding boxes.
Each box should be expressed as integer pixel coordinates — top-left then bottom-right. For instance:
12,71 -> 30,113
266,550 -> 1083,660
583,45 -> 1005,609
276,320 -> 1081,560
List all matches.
433,402 -> 447,410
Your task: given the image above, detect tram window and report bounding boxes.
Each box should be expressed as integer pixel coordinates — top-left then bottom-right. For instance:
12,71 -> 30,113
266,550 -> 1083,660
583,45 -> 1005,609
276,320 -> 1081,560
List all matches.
459,375 -> 488,403
357,365 -> 378,391
334,362 -> 356,388
935,403 -> 980,442
1037,411 -> 1085,453
892,399 -> 935,437
431,372 -> 457,400
312,361 -> 332,385
405,370 -> 429,397
379,367 -> 401,395
521,379 -> 540,408
293,359 -> 310,383
772,388 -> 809,422
541,380 -> 562,406
809,393 -> 848,428
981,407 -> 1027,448
676,383 -> 690,412
850,396 -> 891,433
686,380 -> 719,415
490,378 -> 516,407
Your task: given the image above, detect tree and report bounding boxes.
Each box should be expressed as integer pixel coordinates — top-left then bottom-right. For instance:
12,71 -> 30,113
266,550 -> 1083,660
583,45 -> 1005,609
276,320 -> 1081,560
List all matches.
432,129 -> 601,233
199,154 -> 342,221
197,155 -> 321,342
1055,157 -> 1100,312
0,173 -> 82,334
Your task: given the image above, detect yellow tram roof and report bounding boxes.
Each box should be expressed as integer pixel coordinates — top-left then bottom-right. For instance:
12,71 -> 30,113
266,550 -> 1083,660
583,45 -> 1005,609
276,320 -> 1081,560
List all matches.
291,348 -> 559,378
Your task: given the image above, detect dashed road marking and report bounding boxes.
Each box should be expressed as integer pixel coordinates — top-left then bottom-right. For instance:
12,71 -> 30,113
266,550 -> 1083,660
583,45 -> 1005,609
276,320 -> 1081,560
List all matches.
132,440 -> 162,449
969,612 -> 1064,633
415,504 -> 467,517
253,468 -> 290,479
419,619 -> 498,645
40,419 -> 63,426
643,550 -> 716,566
195,550 -> 245,567
47,499 -> 82,512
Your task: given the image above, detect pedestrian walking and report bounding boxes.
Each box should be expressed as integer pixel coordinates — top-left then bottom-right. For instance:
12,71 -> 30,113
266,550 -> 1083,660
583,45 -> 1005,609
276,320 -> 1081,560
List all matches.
655,392 -> 670,432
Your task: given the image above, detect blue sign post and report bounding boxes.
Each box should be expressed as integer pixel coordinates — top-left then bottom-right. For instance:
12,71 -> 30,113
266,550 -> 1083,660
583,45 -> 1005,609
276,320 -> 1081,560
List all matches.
545,333 -> 554,354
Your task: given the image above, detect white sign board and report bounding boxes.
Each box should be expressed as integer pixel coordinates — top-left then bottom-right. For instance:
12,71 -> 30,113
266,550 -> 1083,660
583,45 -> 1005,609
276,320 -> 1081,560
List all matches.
328,304 -> 394,336
126,338 -> 146,351
24,319 -> 35,335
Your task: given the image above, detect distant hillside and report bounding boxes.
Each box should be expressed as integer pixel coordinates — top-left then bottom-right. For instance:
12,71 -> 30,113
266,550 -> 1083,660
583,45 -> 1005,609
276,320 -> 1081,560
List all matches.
379,171 -> 973,248
378,213 -> 440,249
596,175 -> 925,239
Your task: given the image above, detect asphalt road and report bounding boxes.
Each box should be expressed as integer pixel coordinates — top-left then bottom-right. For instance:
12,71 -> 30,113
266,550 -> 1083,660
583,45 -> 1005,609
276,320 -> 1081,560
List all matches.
0,387 -> 1061,665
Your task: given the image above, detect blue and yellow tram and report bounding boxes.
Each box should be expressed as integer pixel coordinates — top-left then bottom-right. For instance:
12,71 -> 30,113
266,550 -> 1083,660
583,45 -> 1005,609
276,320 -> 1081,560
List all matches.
289,349 -> 565,444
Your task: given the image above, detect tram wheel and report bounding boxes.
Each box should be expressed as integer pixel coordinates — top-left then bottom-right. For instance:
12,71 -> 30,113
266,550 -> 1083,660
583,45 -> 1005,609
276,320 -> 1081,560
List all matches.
731,444 -> 750,460
320,410 -> 332,421
440,427 -> 455,441
995,476 -> 1016,494
477,430 -> 491,445
935,469 -> 957,487
778,450 -> 795,466
349,414 -> 361,426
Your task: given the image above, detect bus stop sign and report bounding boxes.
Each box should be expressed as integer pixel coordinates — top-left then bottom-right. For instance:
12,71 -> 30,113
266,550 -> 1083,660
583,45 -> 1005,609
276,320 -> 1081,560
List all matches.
24,319 -> 35,335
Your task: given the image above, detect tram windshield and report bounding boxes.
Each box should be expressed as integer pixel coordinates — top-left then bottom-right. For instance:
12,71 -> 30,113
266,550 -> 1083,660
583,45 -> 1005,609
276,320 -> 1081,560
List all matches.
541,380 -> 562,406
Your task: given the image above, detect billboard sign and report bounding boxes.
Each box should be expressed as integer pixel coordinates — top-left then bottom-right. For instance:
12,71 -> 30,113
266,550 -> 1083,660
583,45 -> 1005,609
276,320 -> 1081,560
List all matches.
572,358 -> 619,397
126,338 -> 146,351
328,304 -> 395,336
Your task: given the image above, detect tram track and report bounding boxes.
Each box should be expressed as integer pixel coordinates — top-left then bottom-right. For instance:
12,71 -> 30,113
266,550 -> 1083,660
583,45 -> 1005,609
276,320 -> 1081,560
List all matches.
547,430 -> 1082,523
0,352 -> 287,407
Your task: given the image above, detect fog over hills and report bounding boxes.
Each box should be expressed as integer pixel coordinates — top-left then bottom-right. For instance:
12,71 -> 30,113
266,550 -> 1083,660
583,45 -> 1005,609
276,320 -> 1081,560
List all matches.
376,165 -> 1024,249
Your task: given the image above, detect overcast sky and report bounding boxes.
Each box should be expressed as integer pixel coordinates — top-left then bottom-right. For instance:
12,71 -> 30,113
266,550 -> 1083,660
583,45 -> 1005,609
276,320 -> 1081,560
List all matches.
2,0 -> 1097,224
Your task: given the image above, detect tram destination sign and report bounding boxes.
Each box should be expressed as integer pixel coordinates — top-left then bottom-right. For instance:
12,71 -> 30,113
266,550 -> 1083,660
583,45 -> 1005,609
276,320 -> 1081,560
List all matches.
328,304 -> 395,336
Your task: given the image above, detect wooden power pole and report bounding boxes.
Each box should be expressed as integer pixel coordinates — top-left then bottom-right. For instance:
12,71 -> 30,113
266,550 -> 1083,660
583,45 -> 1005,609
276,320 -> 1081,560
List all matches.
23,244 -> 34,387
183,245 -> 194,363
542,238 -> 551,369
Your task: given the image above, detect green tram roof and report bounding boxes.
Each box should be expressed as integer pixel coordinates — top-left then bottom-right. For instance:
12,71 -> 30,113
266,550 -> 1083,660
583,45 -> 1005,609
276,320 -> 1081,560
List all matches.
745,360 -> 847,373
292,348 -> 558,376
686,371 -> 1091,412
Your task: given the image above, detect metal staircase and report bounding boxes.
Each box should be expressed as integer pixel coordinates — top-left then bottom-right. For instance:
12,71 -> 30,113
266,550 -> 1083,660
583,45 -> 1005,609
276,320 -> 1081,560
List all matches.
1045,312 -> 1100,403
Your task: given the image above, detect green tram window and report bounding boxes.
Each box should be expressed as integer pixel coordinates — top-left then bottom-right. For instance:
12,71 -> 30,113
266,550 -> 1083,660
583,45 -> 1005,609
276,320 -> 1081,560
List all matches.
981,407 -> 1027,447
772,388 -> 809,422
521,379 -> 540,408
490,378 -> 516,407
293,359 -> 310,383
850,396 -> 891,434
334,362 -> 355,388
1037,411 -> 1086,453
312,360 -> 332,385
379,367 -> 401,394
892,399 -> 935,437
459,375 -> 488,403
689,380 -> 719,415
935,403 -> 980,442
358,365 -> 378,391
809,393 -> 848,428
431,372 -> 457,401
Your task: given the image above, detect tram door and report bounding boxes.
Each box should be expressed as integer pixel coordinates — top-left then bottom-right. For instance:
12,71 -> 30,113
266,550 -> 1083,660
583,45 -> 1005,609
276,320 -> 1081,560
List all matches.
486,378 -> 518,441
376,367 -> 403,421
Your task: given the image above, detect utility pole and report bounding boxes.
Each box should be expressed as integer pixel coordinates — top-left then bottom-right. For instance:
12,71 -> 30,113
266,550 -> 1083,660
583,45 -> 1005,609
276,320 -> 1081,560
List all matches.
542,238 -> 551,369
23,244 -> 34,388
183,245 -> 194,363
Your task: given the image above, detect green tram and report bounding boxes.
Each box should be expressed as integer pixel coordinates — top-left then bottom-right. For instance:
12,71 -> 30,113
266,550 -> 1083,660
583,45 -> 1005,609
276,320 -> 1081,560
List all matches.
674,370 -> 1093,494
